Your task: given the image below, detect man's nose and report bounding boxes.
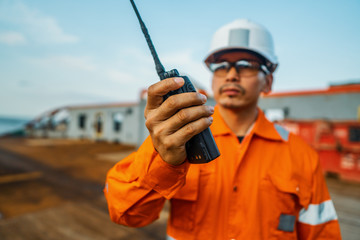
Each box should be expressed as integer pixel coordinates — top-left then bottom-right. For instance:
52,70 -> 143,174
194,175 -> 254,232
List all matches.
226,66 -> 240,82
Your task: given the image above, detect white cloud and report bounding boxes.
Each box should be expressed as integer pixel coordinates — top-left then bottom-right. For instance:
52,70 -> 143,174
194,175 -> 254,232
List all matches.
0,1 -> 79,44
106,69 -> 141,83
109,46 -> 213,93
162,49 -> 212,92
105,46 -> 159,84
0,31 -> 27,45
28,55 -> 97,71
55,56 -> 96,71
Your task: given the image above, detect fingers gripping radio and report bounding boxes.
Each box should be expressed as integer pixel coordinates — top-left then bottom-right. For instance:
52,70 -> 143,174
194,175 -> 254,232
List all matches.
130,0 -> 220,163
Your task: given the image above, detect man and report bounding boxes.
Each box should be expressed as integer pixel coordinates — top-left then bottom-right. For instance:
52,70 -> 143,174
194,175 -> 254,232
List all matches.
104,19 -> 341,239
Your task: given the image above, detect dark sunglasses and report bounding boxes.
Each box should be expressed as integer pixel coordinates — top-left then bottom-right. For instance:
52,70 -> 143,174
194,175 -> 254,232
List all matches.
209,60 -> 270,75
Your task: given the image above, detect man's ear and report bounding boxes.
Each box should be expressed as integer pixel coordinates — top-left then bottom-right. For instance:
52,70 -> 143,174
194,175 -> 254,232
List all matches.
211,76 -> 215,91
262,73 -> 273,94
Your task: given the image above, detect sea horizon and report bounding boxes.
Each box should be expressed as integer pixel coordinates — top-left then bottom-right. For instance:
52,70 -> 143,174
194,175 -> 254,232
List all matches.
0,116 -> 31,136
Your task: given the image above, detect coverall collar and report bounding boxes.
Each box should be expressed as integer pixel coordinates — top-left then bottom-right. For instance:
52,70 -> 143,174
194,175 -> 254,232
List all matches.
211,105 -> 285,142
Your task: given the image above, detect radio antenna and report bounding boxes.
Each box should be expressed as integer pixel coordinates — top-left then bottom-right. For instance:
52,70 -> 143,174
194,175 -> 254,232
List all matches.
130,0 -> 166,78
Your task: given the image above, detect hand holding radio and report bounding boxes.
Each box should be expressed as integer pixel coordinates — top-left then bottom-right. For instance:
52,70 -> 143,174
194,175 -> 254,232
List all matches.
130,0 -> 220,163
144,77 -> 214,165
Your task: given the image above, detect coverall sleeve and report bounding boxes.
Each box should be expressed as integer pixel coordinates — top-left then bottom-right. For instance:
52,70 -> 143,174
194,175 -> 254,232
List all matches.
104,136 -> 189,227
297,151 -> 342,239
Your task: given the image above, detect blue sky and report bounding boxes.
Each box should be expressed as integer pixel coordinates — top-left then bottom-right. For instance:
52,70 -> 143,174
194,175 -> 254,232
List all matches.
1,0 -> 360,118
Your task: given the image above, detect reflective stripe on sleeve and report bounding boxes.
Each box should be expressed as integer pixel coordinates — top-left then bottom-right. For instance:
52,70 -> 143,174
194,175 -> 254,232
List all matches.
166,235 -> 176,240
298,200 -> 338,225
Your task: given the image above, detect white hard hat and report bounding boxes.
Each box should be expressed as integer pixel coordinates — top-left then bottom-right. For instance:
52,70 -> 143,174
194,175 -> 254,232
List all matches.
204,19 -> 278,73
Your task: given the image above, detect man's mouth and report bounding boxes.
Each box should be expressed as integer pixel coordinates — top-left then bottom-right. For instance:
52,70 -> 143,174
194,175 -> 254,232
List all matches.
219,84 -> 245,96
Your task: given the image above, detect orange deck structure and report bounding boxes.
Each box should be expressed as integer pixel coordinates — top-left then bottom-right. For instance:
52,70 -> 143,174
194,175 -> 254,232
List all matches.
260,82 -> 360,182
280,119 -> 360,182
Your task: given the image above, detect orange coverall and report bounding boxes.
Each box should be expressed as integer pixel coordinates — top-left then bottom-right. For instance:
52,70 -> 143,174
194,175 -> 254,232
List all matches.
104,106 -> 341,239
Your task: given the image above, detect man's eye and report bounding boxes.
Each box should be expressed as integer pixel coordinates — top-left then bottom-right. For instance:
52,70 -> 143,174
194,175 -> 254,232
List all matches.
210,62 -> 229,72
236,60 -> 260,71
215,65 -> 227,71
236,64 -> 251,71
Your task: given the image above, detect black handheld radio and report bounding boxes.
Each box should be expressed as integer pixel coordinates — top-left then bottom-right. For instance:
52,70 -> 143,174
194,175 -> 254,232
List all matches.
130,0 -> 220,163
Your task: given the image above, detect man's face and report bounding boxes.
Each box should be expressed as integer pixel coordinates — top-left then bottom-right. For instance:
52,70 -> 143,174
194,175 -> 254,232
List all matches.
211,51 -> 273,110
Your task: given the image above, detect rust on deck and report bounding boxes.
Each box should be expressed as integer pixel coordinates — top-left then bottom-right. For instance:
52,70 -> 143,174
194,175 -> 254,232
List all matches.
0,138 -> 359,239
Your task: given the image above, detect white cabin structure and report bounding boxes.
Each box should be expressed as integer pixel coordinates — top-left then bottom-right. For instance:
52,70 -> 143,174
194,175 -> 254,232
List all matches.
66,102 -> 140,145
25,81 -> 214,147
